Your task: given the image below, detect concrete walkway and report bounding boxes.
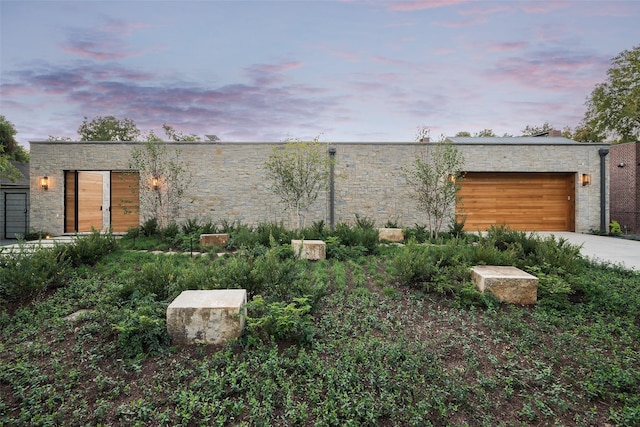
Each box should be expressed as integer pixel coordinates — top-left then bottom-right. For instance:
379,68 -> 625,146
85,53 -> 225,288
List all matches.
0,236 -> 78,254
538,232 -> 640,271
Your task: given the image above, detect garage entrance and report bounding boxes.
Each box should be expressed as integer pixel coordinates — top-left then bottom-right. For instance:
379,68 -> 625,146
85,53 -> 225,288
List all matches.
64,171 -> 139,233
456,172 -> 575,232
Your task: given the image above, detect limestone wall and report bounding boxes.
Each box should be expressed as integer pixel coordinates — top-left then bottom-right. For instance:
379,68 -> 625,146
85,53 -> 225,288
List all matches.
29,140 -> 609,235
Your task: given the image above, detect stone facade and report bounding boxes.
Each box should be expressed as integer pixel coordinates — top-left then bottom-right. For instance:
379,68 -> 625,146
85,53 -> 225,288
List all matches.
610,142 -> 639,234
29,139 -> 610,235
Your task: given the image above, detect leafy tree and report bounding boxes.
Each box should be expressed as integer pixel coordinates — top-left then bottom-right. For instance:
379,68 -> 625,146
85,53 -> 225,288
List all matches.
572,123 -> 601,142
264,136 -> 333,230
455,131 -> 471,137
455,129 -> 496,137
161,124 -> 201,142
0,116 -> 29,181
521,122 -> 575,139
129,138 -> 192,229
405,128 -> 465,239
475,129 -> 496,137
78,116 -> 140,141
582,45 -> 640,143
521,122 -> 555,136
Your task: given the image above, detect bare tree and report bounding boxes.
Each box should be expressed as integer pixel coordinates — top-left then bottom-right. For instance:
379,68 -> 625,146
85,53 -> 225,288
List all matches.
129,135 -> 192,229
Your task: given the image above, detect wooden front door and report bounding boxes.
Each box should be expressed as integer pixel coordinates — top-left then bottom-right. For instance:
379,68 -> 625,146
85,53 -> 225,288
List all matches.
65,171 -> 103,232
111,171 -> 139,232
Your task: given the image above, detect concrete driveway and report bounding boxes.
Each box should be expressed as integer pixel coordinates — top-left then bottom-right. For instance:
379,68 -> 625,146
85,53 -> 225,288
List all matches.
538,232 -> 640,271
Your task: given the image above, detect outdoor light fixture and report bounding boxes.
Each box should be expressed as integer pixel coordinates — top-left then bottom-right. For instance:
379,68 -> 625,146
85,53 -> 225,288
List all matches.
40,176 -> 49,190
447,174 -> 456,183
581,173 -> 591,186
152,177 -> 159,190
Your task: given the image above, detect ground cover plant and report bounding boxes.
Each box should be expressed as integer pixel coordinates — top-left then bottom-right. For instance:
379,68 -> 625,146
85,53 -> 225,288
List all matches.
1,224 -> 639,426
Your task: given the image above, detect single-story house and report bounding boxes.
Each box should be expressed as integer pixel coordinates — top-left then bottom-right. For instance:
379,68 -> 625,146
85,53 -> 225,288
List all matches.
1,161 -> 30,239
28,135 -> 610,236
610,142 -> 639,234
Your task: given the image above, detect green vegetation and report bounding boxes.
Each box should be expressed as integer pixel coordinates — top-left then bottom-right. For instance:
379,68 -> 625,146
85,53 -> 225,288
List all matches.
264,136 -> 333,230
1,224 -> 639,426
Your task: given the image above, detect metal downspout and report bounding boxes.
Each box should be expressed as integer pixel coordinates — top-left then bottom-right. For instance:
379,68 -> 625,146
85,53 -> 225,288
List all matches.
328,147 -> 336,230
599,148 -> 609,232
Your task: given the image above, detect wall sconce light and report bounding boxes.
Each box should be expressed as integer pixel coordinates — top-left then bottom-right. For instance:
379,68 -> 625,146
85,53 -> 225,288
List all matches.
40,176 -> 49,190
152,177 -> 159,190
618,162 -> 626,168
581,173 -> 591,186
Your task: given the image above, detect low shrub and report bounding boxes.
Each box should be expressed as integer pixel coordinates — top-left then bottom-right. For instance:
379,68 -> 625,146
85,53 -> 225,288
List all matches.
354,213 -> 376,230
53,230 -> 118,268
302,220 -> 329,240
120,257 -> 178,301
140,218 -> 159,237
162,222 -> 180,240
609,220 -> 622,236
0,246 -> 70,300
111,295 -> 170,358
180,217 -> 201,235
389,240 -> 442,289
334,223 -> 378,255
403,224 -> 430,243
325,236 -> 369,261
244,295 -> 314,345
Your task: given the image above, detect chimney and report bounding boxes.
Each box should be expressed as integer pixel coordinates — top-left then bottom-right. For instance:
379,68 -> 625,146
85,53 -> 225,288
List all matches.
548,130 -> 562,137
419,137 -> 430,142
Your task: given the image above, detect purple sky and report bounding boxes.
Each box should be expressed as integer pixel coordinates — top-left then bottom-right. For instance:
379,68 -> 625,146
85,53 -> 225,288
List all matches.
1,0 -> 639,146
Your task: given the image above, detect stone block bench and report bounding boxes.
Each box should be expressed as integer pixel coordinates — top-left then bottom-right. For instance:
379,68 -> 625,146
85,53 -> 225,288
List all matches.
378,228 -> 404,242
166,289 -> 247,345
291,239 -> 326,260
199,233 -> 230,247
470,266 -> 538,305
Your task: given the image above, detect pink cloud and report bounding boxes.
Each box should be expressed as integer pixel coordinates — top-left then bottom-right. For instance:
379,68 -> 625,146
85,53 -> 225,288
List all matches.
101,19 -> 151,36
458,4 -> 513,16
486,51 -> 609,92
244,61 -> 304,85
4,58 -> 339,141
61,18 -> 154,60
519,1 -> 570,14
439,50 -> 457,57
434,16 -> 486,28
332,50 -> 361,62
487,41 -> 529,52
256,61 -> 304,74
389,0 -> 468,12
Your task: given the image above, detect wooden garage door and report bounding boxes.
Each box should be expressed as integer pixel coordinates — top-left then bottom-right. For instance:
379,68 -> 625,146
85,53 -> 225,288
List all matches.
111,171 -> 139,232
456,172 -> 575,232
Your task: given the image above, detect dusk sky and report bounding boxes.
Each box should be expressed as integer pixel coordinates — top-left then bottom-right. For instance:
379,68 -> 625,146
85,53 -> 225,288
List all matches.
1,0 -> 639,147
